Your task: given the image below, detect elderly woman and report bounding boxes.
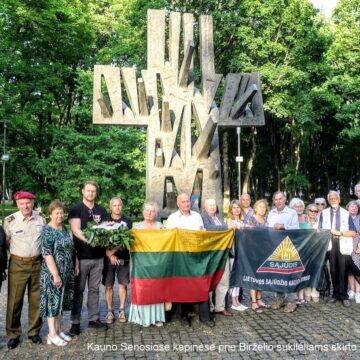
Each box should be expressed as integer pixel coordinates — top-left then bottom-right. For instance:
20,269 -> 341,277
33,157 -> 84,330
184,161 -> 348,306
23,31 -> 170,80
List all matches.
128,201 -> 165,327
202,198 -> 235,317
315,197 -> 327,228
298,204 -> 321,303
347,201 -> 360,302
227,200 -> 248,311
289,198 -> 310,229
40,200 -> 78,346
248,199 -> 271,312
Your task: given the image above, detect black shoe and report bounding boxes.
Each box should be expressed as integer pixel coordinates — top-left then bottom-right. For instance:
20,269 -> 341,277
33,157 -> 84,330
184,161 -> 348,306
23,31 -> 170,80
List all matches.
69,323 -> 81,336
180,317 -> 192,327
28,335 -> 42,344
328,298 -> 337,303
343,300 -> 351,308
88,319 -> 108,330
201,320 -> 215,328
7,337 -> 20,349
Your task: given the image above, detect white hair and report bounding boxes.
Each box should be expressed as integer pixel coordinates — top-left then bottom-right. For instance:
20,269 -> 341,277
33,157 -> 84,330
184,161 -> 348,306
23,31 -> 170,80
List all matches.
289,197 -> 305,209
327,190 -> 340,202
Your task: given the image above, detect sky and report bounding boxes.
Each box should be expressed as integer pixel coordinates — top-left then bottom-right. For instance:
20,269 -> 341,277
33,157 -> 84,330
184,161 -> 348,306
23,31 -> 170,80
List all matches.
310,0 -> 339,17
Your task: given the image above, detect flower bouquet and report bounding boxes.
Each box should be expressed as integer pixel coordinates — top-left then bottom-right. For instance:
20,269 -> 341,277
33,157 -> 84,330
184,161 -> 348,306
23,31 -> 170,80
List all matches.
83,221 -> 134,249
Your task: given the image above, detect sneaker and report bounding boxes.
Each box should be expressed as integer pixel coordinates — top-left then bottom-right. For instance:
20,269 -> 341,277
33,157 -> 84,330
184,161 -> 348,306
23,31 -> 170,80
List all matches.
105,311 -> 115,324
155,321 -> 164,327
231,304 -> 248,312
68,324 -> 80,337
118,310 -> 127,323
355,293 -> 360,304
88,320 -> 108,330
348,289 -> 355,300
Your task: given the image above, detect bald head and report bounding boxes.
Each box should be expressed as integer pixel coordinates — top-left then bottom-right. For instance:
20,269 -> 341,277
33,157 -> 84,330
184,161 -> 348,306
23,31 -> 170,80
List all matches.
177,192 -> 191,215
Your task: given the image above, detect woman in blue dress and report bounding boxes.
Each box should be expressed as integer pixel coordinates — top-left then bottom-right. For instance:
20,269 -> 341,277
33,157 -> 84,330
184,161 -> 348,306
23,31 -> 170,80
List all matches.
40,200 -> 78,346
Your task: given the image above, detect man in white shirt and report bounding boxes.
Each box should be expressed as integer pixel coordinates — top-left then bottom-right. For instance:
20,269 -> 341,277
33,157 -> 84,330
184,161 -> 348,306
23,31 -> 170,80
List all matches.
167,192 -> 214,328
268,191 -> 299,313
268,192 -> 299,230
167,193 -> 204,230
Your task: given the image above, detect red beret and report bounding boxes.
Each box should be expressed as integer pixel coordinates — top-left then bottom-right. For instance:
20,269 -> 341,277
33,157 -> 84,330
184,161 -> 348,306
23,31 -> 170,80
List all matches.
13,191 -> 36,200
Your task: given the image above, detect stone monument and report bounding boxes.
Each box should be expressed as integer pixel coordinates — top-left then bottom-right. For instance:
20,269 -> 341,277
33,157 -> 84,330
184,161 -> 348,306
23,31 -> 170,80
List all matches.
92,9 -> 264,217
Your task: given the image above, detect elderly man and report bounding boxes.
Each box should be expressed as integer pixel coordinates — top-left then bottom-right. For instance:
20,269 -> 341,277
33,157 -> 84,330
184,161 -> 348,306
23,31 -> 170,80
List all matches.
103,197 -> 132,324
167,192 -> 214,327
202,198 -> 235,317
4,191 -> 46,349
322,191 -> 356,307
268,191 -> 299,313
68,181 -> 109,336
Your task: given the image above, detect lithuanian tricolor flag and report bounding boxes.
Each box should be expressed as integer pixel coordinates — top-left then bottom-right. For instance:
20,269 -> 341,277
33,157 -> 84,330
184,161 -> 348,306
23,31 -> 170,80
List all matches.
130,228 -> 234,305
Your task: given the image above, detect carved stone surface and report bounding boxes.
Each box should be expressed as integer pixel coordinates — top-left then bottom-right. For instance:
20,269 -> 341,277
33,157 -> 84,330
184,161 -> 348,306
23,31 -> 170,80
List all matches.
93,9 -> 265,217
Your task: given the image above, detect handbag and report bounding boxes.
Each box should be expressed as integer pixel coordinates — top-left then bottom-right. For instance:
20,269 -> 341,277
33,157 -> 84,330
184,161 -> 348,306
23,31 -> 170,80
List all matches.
339,236 -> 353,255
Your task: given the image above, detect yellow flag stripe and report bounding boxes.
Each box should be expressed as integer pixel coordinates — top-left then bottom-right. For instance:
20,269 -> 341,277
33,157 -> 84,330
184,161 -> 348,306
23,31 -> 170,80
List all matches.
130,228 -> 234,253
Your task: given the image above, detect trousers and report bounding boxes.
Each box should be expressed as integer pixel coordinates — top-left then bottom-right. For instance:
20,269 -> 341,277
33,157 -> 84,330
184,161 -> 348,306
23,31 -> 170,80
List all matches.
6,258 -> 42,338
71,258 -> 104,323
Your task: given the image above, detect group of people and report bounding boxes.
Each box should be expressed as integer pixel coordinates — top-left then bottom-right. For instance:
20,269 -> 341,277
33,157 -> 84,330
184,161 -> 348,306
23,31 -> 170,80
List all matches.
1,180 -> 360,350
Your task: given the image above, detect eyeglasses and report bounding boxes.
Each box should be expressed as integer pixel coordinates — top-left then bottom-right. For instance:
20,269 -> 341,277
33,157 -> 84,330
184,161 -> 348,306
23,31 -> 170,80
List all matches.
309,209 -> 319,213
315,203 -> 325,206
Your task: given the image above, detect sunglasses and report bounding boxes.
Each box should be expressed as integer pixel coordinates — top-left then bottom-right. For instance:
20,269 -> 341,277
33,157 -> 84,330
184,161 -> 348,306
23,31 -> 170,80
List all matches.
315,203 -> 325,206
309,209 -> 319,213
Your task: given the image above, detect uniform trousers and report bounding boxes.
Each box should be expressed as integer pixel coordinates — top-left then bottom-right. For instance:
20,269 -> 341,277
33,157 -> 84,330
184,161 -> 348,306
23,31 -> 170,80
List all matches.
6,257 -> 42,339
71,258 -> 104,323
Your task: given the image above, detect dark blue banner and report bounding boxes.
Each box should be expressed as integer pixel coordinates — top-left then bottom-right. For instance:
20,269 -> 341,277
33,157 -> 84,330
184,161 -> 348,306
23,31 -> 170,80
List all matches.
230,229 -> 331,292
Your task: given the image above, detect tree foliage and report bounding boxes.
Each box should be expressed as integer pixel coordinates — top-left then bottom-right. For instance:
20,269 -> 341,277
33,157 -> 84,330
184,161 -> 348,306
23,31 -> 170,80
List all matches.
0,0 -> 359,213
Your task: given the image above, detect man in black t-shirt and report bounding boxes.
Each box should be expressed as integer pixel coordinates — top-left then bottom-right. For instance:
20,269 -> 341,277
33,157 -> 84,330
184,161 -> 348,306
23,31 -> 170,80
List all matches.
103,197 -> 132,324
68,180 -> 109,336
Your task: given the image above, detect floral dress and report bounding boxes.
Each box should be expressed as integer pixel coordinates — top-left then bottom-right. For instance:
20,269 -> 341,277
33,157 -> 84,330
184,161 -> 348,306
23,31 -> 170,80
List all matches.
40,225 -> 74,317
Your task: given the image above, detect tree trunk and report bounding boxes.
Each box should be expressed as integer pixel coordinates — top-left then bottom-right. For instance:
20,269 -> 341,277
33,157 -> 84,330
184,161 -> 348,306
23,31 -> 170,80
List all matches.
242,127 -> 257,194
222,130 -> 230,216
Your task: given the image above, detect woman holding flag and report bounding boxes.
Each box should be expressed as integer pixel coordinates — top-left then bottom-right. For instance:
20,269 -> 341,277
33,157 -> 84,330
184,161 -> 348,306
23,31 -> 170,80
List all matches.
128,201 -> 165,327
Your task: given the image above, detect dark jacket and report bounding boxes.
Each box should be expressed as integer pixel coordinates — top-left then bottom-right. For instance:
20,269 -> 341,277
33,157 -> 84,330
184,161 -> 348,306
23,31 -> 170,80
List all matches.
201,212 -> 228,231
0,226 -> 7,291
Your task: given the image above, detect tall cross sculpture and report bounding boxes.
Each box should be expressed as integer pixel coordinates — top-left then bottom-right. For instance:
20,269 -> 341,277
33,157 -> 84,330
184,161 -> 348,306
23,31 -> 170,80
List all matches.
93,9 -> 264,217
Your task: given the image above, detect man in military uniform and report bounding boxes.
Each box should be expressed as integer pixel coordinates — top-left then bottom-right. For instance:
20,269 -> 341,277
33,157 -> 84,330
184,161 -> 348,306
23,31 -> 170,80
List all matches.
4,191 -> 46,349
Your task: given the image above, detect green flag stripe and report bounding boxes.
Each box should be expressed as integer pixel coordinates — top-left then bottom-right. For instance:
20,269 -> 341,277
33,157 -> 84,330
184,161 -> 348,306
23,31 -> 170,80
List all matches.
131,249 -> 229,279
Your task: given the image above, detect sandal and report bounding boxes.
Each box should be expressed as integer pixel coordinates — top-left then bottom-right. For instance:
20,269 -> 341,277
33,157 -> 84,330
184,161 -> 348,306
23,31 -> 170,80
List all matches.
256,298 -> 271,309
296,299 -> 306,306
47,335 -> 67,346
251,301 -> 263,313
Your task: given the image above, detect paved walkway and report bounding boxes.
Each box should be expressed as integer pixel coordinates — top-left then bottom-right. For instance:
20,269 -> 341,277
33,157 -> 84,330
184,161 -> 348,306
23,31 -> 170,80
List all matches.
0,280 -> 360,360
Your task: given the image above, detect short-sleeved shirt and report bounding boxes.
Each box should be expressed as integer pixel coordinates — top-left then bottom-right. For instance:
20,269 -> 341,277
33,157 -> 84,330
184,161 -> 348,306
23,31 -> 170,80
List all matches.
110,215 -> 132,260
4,210 -> 46,257
166,210 -> 204,230
68,202 -> 108,260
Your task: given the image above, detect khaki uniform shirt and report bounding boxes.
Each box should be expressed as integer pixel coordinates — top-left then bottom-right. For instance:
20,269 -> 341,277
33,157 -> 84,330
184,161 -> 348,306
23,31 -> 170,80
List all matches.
4,211 -> 46,257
